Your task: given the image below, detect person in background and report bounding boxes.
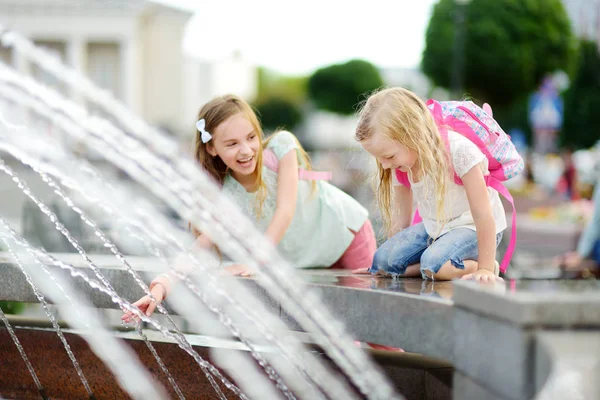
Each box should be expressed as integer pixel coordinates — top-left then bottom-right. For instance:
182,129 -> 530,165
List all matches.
558,176 -> 600,272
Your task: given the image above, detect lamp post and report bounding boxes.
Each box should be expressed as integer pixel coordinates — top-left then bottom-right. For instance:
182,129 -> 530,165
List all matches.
451,0 -> 471,99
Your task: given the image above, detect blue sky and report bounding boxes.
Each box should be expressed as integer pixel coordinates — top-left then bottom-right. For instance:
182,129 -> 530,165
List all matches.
156,0 -> 437,75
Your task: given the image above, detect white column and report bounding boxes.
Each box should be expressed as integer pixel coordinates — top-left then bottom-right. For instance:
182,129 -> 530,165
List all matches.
67,37 -> 86,103
120,39 -> 136,111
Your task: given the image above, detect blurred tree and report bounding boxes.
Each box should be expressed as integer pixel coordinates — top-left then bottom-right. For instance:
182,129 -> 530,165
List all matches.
254,96 -> 303,132
561,40 -> 600,149
256,67 -> 308,105
307,59 -> 384,115
422,0 -> 577,107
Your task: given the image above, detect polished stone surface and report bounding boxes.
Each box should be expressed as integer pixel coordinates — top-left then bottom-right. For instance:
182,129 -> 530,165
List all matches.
452,280 -> 600,400
454,371 -> 506,400
453,279 -> 600,325
296,274 -> 454,362
0,253 -> 454,362
2,252 -> 600,365
292,269 -> 455,301
453,307 -> 536,400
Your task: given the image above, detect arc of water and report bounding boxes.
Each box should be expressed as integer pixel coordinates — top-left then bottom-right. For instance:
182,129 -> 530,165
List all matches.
0,158 -> 226,400
0,116 -> 301,400
0,221 -> 253,400
0,101 -> 326,400
22,159 -> 295,400
135,325 -> 186,400
0,132 -> 327,400
0,31 -> 402,399
0,307 -> 49,400
0,77 -> 353,399
10,161 -> 192,400
0,222 -> 169,400
0,160 -> 241,400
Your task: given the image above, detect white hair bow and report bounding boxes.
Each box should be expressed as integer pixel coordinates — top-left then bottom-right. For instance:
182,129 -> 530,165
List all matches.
196,119 -> 212,143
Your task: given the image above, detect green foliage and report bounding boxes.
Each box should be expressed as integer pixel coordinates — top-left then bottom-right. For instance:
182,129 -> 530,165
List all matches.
0,301 -> 25,315
256,67 -> 308,105
307,59 -> 384,115
254,96 -> 303,133
561,41 -> 600,149
422,0 -> 577,106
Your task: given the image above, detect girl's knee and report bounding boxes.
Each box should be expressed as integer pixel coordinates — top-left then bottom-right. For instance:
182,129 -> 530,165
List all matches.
420,258 -> 478,280
419,251 -> 450,276
371,247 -> 389,272
420,260 -> 450,280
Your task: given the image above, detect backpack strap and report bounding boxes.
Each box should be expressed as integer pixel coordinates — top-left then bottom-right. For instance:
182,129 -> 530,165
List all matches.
427,98 -> 444,124
263,148 -> 332,181
485,176 -> 516,273
394,168 -> 411,187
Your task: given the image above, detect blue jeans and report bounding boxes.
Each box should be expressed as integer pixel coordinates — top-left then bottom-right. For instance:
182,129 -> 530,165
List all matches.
370,223 -> 503,279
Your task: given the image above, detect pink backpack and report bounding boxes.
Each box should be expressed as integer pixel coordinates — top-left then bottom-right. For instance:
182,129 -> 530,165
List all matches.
396,99 -> 524,273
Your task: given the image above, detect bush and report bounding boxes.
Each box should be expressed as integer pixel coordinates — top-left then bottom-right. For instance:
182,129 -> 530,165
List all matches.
308,59 -> 384,115
254,96 -> 303,132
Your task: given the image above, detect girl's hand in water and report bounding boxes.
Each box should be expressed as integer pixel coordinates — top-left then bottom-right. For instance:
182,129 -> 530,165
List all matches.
461,268 -> 501,283
223,264 -> 254,277
121,285 -> 165,323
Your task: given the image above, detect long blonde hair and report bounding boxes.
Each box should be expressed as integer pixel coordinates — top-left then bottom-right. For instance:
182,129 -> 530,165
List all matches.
355,87 -> 450,236
192,95 -> 314,234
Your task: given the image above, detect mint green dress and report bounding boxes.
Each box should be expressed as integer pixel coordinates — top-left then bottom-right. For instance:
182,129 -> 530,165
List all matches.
222,131 -> 369,268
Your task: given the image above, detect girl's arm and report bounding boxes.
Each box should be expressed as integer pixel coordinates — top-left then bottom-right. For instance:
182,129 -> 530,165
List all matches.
462,166 -> 497,276
125,150 -> 299,320
264,150 -> 299,244
390,184 -> 413,237
146,232 -> 213,300
122,233 -> 215,321
191,232 -> 213,251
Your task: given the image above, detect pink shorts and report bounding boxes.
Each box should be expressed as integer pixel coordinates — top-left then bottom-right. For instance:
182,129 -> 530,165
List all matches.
331,219 -> 377,270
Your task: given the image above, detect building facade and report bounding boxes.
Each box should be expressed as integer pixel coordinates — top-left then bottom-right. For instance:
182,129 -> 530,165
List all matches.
562,0 -> 600,43
0,0 -> 258,139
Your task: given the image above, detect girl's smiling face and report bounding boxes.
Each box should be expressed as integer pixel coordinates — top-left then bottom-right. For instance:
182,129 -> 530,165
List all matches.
207,113 -> 261,179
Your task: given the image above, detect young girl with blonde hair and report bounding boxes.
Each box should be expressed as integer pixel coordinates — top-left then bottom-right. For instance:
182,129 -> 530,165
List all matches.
124,94 -> 376,320
355,87 -> 508,282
